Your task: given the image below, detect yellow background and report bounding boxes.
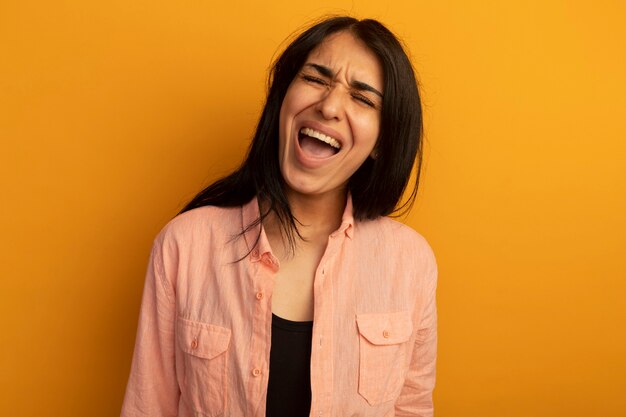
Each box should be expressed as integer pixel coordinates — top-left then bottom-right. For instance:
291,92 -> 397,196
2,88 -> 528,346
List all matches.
1,1 -> 625,416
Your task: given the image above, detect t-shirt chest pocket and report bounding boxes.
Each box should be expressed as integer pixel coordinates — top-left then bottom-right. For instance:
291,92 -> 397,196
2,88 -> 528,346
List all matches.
356,311 -> 413,405
177,317 -> 231,416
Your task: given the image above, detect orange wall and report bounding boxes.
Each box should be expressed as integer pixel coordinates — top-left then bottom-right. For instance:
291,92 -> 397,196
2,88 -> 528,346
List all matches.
1,1 -> 625,416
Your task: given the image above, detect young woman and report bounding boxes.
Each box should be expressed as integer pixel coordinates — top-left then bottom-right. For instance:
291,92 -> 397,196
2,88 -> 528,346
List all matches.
121,16 -> 437,417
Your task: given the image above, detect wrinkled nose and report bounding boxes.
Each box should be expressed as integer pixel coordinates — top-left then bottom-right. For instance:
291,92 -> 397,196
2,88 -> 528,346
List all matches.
315,85 -> 346,121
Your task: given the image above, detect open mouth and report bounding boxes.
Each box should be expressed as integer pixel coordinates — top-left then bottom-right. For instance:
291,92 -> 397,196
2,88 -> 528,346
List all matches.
298,127 -> 341,158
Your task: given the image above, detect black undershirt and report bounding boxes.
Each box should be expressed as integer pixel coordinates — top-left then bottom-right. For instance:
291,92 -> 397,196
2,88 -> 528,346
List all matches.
265,313 -> 313,417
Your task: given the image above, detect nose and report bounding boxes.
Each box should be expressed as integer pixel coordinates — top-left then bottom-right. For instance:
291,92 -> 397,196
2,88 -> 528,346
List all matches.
316,84 -> 345,121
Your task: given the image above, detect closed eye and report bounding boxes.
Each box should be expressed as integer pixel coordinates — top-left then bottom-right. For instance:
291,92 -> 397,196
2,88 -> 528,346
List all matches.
302,74 -> 329,86
352,93 -> 376,108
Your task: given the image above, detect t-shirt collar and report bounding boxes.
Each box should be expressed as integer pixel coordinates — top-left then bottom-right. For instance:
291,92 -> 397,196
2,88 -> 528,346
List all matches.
241,193 -> 355,257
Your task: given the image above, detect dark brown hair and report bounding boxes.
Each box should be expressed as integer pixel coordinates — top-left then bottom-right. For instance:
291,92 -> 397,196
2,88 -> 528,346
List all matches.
180,16 -> 423,250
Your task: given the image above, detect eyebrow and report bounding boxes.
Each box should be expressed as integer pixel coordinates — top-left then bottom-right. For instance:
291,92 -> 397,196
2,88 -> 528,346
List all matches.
304,63 -> 384,99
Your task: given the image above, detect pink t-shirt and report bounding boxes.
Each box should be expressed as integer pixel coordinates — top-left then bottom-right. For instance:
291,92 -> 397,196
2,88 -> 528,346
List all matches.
121,196 -> 437,417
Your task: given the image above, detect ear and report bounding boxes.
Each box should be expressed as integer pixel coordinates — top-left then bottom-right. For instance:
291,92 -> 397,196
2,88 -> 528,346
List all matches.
370,136 -> 381,160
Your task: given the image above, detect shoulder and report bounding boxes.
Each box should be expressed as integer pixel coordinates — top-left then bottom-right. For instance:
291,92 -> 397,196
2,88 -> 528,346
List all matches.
354,216 -> 436,269
356,216 -> 433,251
154,205 -> 242,249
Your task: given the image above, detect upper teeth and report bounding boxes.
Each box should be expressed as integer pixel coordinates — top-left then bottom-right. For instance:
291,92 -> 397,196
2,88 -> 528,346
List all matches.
300,127 -> 341,149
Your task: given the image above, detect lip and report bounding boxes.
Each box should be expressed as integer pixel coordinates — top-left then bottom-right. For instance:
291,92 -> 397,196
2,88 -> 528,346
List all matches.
293,120 -> 346,169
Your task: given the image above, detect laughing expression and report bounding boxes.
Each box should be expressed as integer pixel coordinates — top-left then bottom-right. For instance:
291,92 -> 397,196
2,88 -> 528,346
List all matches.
278,31 -> 383,200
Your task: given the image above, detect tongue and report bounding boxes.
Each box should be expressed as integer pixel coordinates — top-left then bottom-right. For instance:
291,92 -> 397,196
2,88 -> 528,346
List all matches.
300,135 -> 336,158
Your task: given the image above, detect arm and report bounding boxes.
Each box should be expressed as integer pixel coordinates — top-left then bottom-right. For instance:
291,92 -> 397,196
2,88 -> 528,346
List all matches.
395,251 -> 438,417
121,238 -> 180,417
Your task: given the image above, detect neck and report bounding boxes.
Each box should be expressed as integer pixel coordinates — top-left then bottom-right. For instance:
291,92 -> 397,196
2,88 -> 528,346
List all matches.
285,188 -> 347,240
262,187 -> 347,254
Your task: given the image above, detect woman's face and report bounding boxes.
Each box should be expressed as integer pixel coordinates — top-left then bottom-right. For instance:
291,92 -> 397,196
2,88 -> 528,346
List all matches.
278,31 -> 383,200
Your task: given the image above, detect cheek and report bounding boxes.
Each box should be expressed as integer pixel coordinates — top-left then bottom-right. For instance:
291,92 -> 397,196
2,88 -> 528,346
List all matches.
278,89 -> 300,142
278,104 -> 287,150
278,91 -> 296,154
353,115 -> 381,150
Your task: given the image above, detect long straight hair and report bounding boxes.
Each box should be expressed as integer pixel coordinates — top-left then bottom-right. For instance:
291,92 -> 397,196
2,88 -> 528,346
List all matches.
180,16 -> 423,250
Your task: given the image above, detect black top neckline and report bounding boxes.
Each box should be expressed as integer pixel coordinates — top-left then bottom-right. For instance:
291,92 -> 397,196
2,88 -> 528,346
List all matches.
271,313 -> 313,332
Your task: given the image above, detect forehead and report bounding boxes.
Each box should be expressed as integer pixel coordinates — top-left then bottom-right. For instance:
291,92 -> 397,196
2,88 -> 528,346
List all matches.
306,31 -> 383,89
